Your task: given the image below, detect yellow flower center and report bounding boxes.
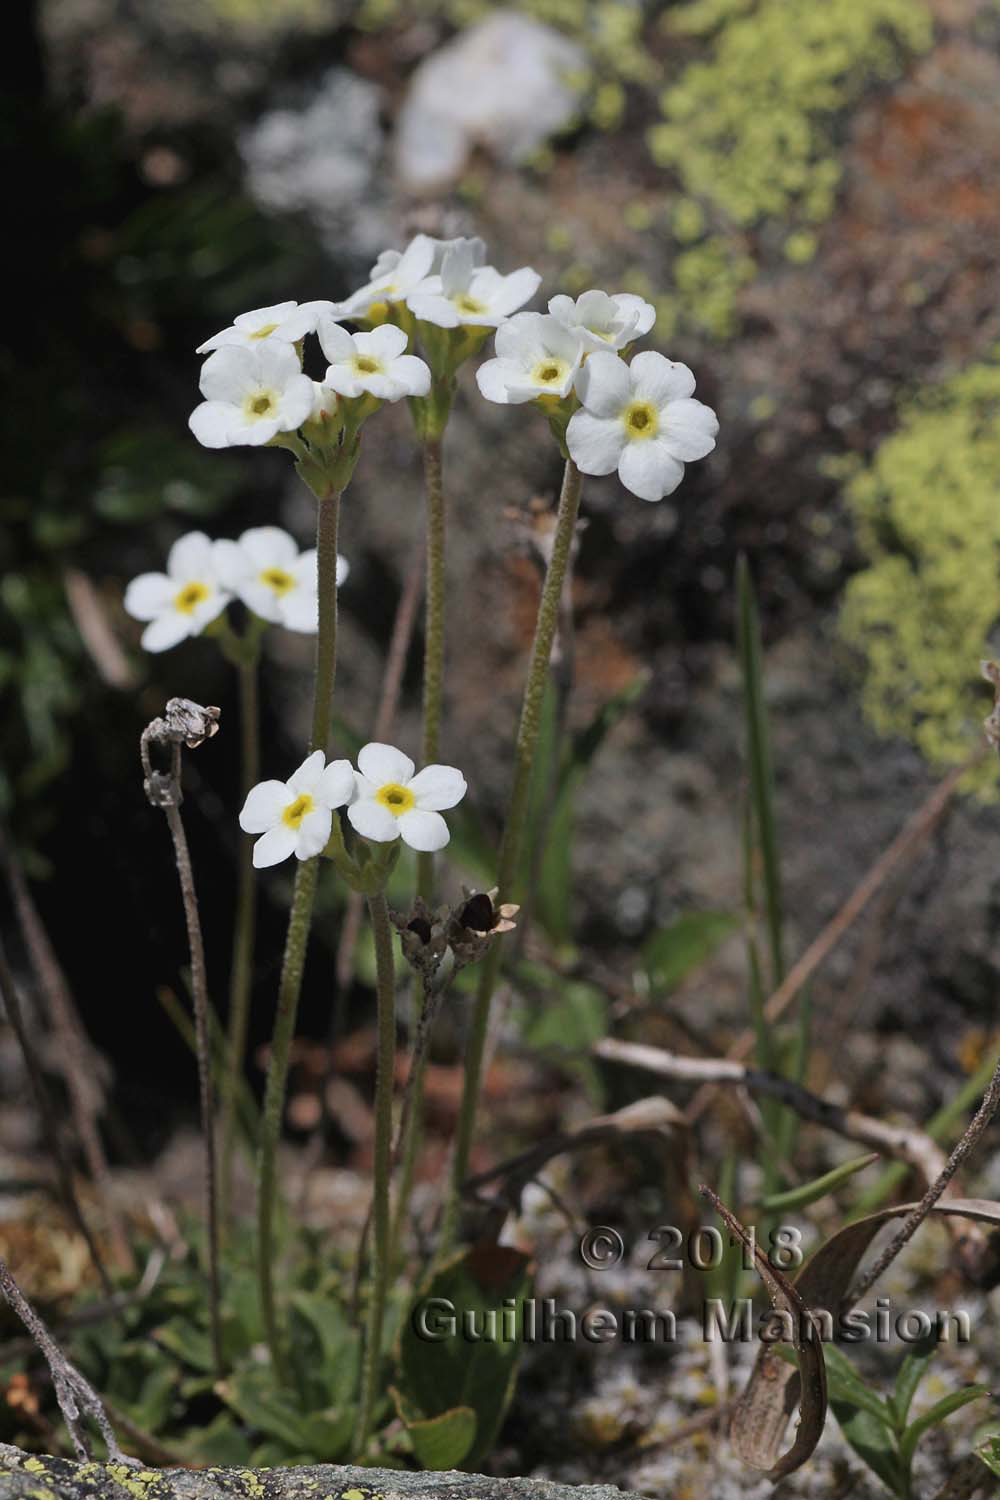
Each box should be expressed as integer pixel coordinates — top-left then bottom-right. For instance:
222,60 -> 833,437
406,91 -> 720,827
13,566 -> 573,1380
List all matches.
455,293 -> 488,317
249,322 -> 279,340
260,567 -> 296,596
352,354 -> 382,376
245,390 -> 278,420
282,792 -> 315,829
367,298 -> 392,323
623,400 -> 658,439
376,783 -> 415,817
531,358 -> 568,388
174,581 -> 210,615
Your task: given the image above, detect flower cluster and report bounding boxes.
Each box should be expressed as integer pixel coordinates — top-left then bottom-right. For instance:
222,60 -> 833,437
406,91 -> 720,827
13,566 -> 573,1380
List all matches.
240,741 -> 467,868
124,527 -> 348,652
478,290 -> 718,502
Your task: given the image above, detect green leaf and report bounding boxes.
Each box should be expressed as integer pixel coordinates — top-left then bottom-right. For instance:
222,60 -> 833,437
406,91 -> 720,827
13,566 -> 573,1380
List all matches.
217,1368 -> 314,1451
300,1406 -> 356,1462
889,1346 -> 937,1431
831,1401 -> 905,1495
642,911 -> 738,997
399,1244 -> 533,1470
153,1317 -> 214,1374
899,1386 -> 991,1468
289,1291 -> 361,1409
821,1345 -> 896,1427
758,1153 -> 879,1213
392,1390 -> 477,1470
976,1433 -> 1000,1477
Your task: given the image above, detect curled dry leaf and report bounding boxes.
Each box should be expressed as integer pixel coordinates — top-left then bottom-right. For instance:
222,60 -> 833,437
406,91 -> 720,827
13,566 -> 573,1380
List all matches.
700,1186 -> 828,1481
729,1196 -> 1000,1479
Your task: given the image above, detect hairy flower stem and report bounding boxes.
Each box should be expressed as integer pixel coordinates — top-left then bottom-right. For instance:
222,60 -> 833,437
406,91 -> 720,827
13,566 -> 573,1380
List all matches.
257,488 -> 341,1382
441,457 -> 583,1251
354,889 -> 397,1456
221,650 -> 260,1221
417,436 -> 446,903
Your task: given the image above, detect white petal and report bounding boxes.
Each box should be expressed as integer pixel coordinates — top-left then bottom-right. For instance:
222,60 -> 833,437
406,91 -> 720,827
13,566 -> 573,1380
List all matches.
238,578 -> 283,623
547,293 -> 576,325
575,351 -> 630,417
189,589 -> 231,634
212,539 -> 251,589
189,400 -> 239,449
482,266 -> 541,318
124,572 -> 173,621
347,799 -> 399,843
256,339 -> 303,387
397,809 -> 450,852
288,750 -> 327,793
566,410 -> 625,475
199,345 -> 257,401
233,302 -> 297,331
387,354 -> 431,397
618,440 -> 684,502
406,290 -> 460,329
239,780 -> 288,833
494,312 -> 547,361
358,324 -> 409,360
475,358 -> 518,404
317,317 -> 355,364
252,825 -> 297,869
407,764 -> 467,811
336,554 -> 350,586
322,364 -> 364,399
276,374 -> 318,430
440,239 -> 479,296
141,612 -> 192,652
240,526 -> 299,568
167,532 -> 214,580
294,807 -> 332,860
357,742 -> 415,785
279,589 -> 318,633
659,398 -> 719,461
317,758 -> 355,809
612,293 -> 656,338
629,351 -> 696,405
394,233 -> 437,286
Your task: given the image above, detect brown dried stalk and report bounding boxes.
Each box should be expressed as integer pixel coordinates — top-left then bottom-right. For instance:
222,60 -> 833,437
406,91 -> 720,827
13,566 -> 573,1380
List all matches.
0,1258 -> 131,1464
140,698 -> 223,1378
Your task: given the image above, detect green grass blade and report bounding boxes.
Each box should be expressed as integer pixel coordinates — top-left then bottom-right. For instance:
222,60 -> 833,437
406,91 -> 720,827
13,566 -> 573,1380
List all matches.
758,1152 -> 879,1213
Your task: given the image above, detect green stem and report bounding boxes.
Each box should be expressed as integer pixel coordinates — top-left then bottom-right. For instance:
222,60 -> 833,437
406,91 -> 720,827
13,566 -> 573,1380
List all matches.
257,488 -> 341,1381
440,457 -> 583,1252
417,436 -> 446,903
221,651 -> 260,1221
354,890 -> 396,1455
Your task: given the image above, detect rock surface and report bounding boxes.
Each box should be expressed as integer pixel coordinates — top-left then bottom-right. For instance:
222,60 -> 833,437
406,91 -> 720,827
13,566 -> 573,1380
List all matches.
0,1451 -> 644,1500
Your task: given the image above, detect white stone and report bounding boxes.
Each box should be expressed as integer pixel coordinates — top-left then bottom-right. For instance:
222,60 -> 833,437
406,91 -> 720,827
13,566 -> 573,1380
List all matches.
395,11 -> 588,193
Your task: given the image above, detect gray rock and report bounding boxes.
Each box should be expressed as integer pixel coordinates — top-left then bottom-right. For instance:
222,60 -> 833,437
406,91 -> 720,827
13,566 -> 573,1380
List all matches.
395,13 -> 588,193
0,1449 -> 645,1500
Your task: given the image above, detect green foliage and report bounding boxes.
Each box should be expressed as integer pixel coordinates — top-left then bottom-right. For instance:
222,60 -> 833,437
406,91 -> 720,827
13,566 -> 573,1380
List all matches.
398,1246 -> 533,1471
641,911 -> 738,998
840,359 -> 1000,798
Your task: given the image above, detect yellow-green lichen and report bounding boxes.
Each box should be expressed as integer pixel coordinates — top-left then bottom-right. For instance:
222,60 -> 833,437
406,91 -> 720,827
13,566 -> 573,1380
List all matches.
22,1463 -> 48,1477
839,359 -> 1000,797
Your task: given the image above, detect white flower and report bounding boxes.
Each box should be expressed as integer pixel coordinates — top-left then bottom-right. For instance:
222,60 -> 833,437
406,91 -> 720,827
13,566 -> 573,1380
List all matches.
195,300 -> 332,354
189,343 -> 315,449
406,239 -> 540,329
347,742 -> 466,852
124,531 -> 231,652
239,751 -> 355,868
213,526 -> 348,634
547,290 -> 656,352
567,350 -> 718,502
475,312 -> 585,404
316,320 -> 430,401
330,235 -> 439,320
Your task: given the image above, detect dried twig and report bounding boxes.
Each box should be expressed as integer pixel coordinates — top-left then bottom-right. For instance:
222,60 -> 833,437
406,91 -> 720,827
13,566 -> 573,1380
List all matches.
686,751 -> 983,1124
63,566 -> 136,690
595,1037 -> 948,1188
0,832 -> 130,1269
140,698 -> 223,1378
0,942 -> 113,1297
0,1258 -> 132,1464
847,1052 -> 1000,1305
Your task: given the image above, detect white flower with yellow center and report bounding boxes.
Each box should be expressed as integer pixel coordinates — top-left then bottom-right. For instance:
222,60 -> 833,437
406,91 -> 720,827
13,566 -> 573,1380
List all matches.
475,312 -> 585,404
189,343 -> 315,449
567,351 -> 719,502
406,239 -> 540,329
213,526 -> 349,634
124,531 -> 231,652
239,751 -> 355,869
547,290 -> 656,352
195,300 -> 332,353
316,320 -> 430,401
329,235 -> 439,321
347,743 -> 467,853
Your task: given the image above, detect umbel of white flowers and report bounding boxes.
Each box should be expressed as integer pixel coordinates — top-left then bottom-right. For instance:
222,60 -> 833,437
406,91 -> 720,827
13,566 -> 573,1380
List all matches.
124,527 -> 348,651
240,742 -> 468,867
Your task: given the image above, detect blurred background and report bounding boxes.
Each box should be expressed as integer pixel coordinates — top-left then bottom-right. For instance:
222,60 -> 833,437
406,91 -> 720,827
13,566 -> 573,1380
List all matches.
3,0 -> 1000,1192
